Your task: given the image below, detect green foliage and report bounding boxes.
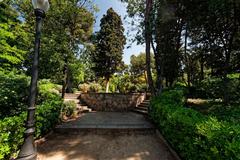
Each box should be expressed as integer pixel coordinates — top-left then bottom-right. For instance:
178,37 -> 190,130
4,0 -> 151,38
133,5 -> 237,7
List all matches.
194,77 -> 240,102
108,74 -> 147,93
0,71 -> 63,119
0,114 -> 25,160
130,52 -> 154,76
208,104 -> 240,124
79,82 -> 102,93
0,91 -> 63,160
0,1 -> 29,70
69,60 -> 85,88
150,90 -> 240,160
35,93 -> 63,138
228,73 -> 240,79
0,71 -> 29,118
39,79 -> 61,93
0,71 -> 63,159
15,0 -> 95,83
37,79 -> 62,104
79,83 -> 90,93
62,101 -> 77,118
89,82 -> 102,93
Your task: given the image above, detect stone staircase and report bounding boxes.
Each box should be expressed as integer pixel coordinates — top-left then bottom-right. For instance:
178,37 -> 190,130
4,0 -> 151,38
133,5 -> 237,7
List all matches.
64,93 -> 92,114
56,94 -> 155,135
132,99 -> 150,115
55,112 -> 155,135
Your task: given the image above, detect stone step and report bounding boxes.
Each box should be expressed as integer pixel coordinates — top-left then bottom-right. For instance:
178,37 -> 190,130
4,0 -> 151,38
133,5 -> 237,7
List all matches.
141,101 -> 150,105
55,112 -> 154,135
138,104 -> 149,108
132,109 -> 148,115
64,99 -> 80,103
135,106 -> 148,111
55,126 -> 155,135
76,105 -> 92,113
64,94 -> 80,99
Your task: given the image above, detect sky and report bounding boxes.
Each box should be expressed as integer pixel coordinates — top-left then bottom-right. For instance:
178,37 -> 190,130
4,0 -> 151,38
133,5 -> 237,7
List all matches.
92,0 -> 145,64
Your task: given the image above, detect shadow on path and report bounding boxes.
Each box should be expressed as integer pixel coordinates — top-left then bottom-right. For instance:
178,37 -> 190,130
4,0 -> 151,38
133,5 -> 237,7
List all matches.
37,112 -> 176,160
37,133 -> 175,160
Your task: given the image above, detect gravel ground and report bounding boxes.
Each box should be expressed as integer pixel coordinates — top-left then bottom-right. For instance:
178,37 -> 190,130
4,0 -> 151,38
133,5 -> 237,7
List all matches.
37,133 -> 176,160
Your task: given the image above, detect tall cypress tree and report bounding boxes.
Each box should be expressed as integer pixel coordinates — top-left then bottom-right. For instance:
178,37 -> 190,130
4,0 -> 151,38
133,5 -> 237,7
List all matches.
92,8 -> 126,93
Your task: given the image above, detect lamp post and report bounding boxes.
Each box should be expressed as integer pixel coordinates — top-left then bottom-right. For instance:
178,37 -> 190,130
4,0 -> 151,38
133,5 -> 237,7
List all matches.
17,0 -> 49,160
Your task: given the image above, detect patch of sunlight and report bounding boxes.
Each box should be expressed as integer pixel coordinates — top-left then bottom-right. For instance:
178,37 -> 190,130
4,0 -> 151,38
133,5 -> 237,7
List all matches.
124,151 -> 150,160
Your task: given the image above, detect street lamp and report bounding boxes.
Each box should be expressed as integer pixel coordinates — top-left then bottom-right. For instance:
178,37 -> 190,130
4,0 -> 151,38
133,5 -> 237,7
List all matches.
17,0 -> 49,160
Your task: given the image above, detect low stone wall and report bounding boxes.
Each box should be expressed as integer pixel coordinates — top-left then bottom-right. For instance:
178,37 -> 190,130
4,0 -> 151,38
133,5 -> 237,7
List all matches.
80,93 -> 146,111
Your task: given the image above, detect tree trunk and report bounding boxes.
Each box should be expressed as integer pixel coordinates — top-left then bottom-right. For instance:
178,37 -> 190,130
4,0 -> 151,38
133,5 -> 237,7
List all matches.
223,1 -> 238,104
62,62 -> 67,99
105,77 -> 110,93
184,24 -> 191,88
200,58 -> 204,81
151,39 -> 162,95
145,0 -> 155,95
144,70 -> 148,86
154,55 -> 163,94
66,68 -> 72,93
223,74 -> 229,104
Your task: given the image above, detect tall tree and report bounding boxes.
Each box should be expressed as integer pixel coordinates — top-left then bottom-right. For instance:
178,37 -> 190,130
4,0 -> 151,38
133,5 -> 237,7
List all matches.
17,0 -> 95,97
92,8 -> 126,93
155,0 -> 183,88
145,0 -> 156,95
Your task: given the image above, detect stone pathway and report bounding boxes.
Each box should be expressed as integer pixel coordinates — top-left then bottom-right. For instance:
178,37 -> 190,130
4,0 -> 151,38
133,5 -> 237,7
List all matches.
37,133 -> 175,160
37,112 -> 177,160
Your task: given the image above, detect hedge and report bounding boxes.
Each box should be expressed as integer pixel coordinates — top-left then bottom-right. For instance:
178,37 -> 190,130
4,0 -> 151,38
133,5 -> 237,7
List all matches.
149,90 -> 240,160
0,92 -> 63,160
0,71 -> 29,118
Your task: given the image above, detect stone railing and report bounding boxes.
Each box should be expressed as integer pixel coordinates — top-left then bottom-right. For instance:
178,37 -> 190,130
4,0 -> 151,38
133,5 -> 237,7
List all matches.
80,93 -> 147,111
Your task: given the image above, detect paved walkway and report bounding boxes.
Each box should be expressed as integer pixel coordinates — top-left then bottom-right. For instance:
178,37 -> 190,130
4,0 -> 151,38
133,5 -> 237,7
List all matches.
37,112 -> 177,160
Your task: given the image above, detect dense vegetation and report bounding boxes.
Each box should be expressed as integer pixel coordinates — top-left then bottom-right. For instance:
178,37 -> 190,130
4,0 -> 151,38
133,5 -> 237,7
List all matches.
0,0 -> 95,159
122,0 -> 240,101
150,89 -> 240,160
0,77 -> 64,160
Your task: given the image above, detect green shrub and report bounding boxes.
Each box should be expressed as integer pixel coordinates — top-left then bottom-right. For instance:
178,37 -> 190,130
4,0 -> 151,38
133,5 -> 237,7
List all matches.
62,101 -> 77,118
0,74 -> 62,119
0,71 -> 29,118
136,83 -> 148,92
0,92 -> 63,160
150,90 -> 240,160
39,79 -> 60,94
208,104 -> 240,124
79,83 -> 90,93
0,114 -> 25,160
89,82 -> 102,93
36,93 -> 63,137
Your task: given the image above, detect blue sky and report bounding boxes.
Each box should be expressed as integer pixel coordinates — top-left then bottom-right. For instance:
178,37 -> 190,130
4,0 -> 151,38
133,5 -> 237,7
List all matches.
93,0 -> 145,64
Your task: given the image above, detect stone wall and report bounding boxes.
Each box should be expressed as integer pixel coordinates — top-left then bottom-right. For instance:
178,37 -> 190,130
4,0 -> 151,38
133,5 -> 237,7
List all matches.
80,93 -> 146,111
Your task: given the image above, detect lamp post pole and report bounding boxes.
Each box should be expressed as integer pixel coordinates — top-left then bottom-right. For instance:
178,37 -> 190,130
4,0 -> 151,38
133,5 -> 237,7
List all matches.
17,9 -> 45,160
